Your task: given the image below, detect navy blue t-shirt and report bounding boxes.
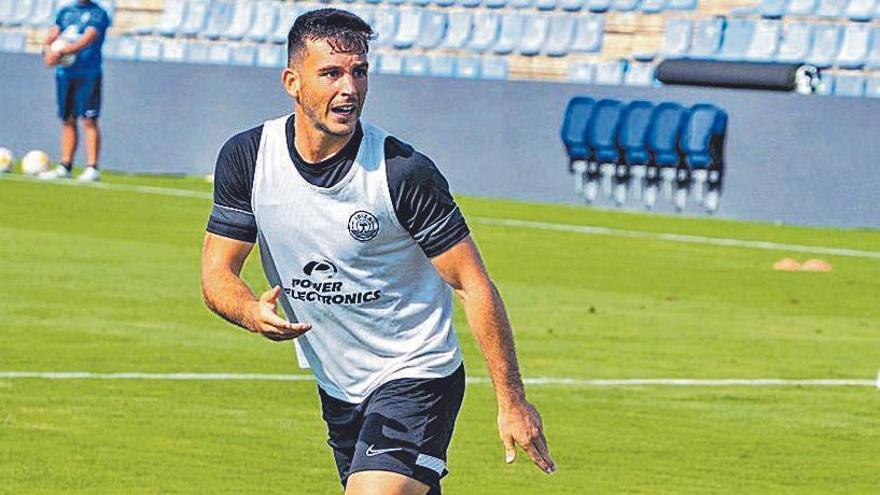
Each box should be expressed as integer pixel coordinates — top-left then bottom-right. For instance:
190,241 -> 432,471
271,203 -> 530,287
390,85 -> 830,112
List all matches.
55,0 -> 111,76
207,117 -> 470,258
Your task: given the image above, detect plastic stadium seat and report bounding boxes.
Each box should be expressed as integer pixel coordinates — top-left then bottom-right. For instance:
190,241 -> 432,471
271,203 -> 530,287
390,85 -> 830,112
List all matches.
544,14 -> 575,56
659,18 -> 692,57
786,0 -> 816,15
442,11 -> 472,49
776,22 -> 812,62
256,43 -> 285,67
432,0 -> 455,6
161,39 -> 186,62
207,43 -> 232,64
481,57 -> 508,79
402,54 -> 429,75
230,44 -> 256,65
415,10 -> 446,49
6,0 -> 34,27
611,0 -> 640,10
393,9 -> 421,49
680,104 -> 726,170
377,52 -> 403,74
845,0 -> 876,21
411,0 -> 431,7
566,61 -> 595,82
153,0 -> 188,36
518,14 -> 549,56
138,38 -> 162,61
744,19 -> 781,62
27,0 -> 55,27
372,8 -> 399,47
716,19 -> 754,61
758,0 -> 787,18
365,0 -> 382,4
618,101 -> 654,166
640,0 -> 667,13
202,0 -> 235,40
510,0 -> 534,8
561,97 -> 596,162
866,74 -> 880,97
833,73 -> 867,96
647,103 -> 685,169
594,60 -> 626,85
570,14 -> 603,53
688,17 -> 724,59
587,0 -> 611,11
428,54 -> 455,76
805,23 -> 841,67
454,56 -> 481,78
866,27 -> 880,68
467,11 -> 499,52
493,13 -> 524,55
535,0 -> 556,10
179,0 -> 211,37
459,0 -> 482,7
624,62 -> 655,86
247,1 -> 277,43
816,0 -> 847,17
586,99 -> 624,164
836,23 -> 872,68
485,0 -> 507,8
271,4 -> 298,44
114,37 -> 139,60
560,0 -> 584,11
223,0 -> 255,40
667,0 -> 696,9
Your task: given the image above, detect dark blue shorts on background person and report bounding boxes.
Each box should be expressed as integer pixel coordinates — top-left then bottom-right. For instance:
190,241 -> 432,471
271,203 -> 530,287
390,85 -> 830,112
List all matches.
56,73 -> 102,120
319,364 -> 466,495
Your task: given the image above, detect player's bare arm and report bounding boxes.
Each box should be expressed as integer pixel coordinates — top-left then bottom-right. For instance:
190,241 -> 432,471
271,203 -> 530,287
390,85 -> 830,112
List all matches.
431,236 -> 556,475
44,27 -> 99,67
201,232 -> 311,341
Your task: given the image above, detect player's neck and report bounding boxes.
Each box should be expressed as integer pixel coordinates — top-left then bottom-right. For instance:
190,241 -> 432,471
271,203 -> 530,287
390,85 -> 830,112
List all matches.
293,115 -> 354,164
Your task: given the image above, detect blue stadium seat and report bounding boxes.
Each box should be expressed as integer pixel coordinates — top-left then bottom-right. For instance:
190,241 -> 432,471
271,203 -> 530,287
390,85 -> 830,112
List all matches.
586,99 -> 624,164
386,0 -> 405,6
442,11 -> 472,49
647,102 -> 685,168
611,0 -> 640,10
485,0 -> 507,8
343,5 -> 374,25
510,0 -> 535,8
481,57 -> 508,79
114,36 -> 140,60
152,0 -> 187,36
372,8 -> 399,47
365,0 -> 382,5
493,13 -> 524,55
535,0 -> 556,10
183,40 -> 209,63
566,61 -> 595,83
230,43 -> 256,66
623,62 -> 655,86
667,0 -> 696,9
640,0 -> 668,13
845,0 -> 876,21
247,1 -> 278,42
206,43 -> 232,64
833,73 -> 867,97
179,0 -> 211,37
659,18 -> 692,57
716,19 -> 754,61
776,22 -> 812,62
866,74 -> 880,97
680,104 -> 726,171
459,0 -> 482,7
256,43 -> 285,68
7,0 -> 34,27
544,14 -> 575,56
805,23 -> 841,67
587,0 -> 612,12
410,0 -> 431,7
428,54 -> 455,76
467,11 -> 499,52
393,8 -> 421,49
202,0 -> 235,40
27,0 -> 54,27
618,101 -> 654,166
867,27 -> 880,68
786,0 -> 816,15
454,56 -> 481,78
758,0 -> 788,18
403,54 -> 429,75
377,52 -> 403,74
415,10 -> 447,49
432,0 -> 455,6
519,14 -> 549,56
688,17 -> 724,59
816,0 -> 847,17
744,19 -> 781,62
560,0 -> 584,11
570,14 -> 603,52
560,96 -> 596,165
161,38 -> 187,62
271,4 -> 299,44
137,37 -> 162,61
594,60 -> 626,85
837,23 -> 872,68
223,0 -> 255,40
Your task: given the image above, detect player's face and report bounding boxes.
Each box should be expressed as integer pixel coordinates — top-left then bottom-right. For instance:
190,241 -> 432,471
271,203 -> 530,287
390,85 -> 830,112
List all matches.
289,39 -> 369,138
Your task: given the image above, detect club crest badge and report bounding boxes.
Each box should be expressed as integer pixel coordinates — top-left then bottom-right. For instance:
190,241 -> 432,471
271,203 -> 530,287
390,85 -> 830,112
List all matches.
348,211 -> 379,242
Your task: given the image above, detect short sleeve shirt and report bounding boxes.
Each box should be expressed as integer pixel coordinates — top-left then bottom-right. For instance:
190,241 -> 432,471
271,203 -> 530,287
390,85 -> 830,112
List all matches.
55,0 -> 111,76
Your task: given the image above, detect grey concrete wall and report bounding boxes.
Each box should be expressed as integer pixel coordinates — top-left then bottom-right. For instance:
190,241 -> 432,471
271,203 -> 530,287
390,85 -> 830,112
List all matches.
1,52 -> 878,228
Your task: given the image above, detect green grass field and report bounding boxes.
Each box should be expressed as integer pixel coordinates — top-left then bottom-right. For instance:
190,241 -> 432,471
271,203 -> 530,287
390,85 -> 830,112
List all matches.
1,172 -> 879,494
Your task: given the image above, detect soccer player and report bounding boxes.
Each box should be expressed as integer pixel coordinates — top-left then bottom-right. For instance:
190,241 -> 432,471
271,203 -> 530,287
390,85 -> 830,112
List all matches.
201,9 -> 555,495
40,0 -> 111,182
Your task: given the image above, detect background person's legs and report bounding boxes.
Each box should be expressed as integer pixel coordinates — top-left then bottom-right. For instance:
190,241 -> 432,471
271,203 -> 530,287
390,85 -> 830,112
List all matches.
82,117 -> 100,167
60,117 -> 77,166
345,471 -> 429,495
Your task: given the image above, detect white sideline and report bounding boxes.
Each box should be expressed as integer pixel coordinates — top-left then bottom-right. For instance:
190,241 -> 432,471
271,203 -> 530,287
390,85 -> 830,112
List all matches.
0,371 -> 876,388
4,174 -> 879,260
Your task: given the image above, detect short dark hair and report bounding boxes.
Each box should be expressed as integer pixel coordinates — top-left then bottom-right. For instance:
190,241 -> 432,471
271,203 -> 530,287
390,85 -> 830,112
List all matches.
286,8 -> 373,67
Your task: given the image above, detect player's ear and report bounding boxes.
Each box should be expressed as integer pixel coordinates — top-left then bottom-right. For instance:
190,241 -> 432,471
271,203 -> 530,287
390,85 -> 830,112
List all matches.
282,66 -> 299,100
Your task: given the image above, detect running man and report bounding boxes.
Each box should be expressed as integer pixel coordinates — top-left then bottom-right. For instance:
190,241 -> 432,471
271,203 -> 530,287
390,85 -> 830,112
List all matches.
201,9 -> 555,495
41,0 -> 111,182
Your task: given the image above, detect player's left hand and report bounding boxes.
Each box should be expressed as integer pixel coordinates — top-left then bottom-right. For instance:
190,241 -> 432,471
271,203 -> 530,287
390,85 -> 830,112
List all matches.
43,48 -> 61,67
498,398 -> 556,474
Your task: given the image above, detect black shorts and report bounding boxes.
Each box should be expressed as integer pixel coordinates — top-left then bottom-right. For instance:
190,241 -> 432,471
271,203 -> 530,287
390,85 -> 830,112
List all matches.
319,365 -> 465,495
56,73 -> 102,120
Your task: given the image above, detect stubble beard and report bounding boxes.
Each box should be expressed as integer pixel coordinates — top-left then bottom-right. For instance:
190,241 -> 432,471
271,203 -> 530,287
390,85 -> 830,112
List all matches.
298,91 -> 357,138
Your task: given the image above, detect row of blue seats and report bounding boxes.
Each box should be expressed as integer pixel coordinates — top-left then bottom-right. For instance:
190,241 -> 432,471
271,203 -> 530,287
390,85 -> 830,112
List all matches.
817,71 -> 880,96
144,0 -> 606,57
567,59 -> 656,86
745,0 -> 880,21
330,0 -> 697,11
0,0 -> 113,27
660,17 -> 880,69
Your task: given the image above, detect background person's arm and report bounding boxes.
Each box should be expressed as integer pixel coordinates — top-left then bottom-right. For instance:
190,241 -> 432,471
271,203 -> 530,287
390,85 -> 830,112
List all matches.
431,236 -> 556,474
201,232 -> 310,341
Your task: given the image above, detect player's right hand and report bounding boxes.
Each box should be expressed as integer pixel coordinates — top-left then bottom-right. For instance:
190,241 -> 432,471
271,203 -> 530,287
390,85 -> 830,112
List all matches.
249,285 -> 311,341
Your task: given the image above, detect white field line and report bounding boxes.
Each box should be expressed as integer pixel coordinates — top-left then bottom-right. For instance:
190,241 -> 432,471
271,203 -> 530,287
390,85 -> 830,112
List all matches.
0,372 -> 877,388
3,174 -> 880,260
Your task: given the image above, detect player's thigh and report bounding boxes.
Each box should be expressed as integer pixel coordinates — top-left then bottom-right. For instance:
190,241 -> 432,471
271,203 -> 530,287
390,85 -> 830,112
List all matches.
345,470 -> 429,495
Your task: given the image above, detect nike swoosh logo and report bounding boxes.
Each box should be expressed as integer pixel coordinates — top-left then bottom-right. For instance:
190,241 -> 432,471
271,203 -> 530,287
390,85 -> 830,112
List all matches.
365,445 -> 404,457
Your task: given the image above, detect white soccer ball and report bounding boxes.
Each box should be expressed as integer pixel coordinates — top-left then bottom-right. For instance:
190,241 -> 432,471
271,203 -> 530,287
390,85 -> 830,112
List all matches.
0,147 -> 13,173
21,150 -> 51,176
50,39 -> 76,67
